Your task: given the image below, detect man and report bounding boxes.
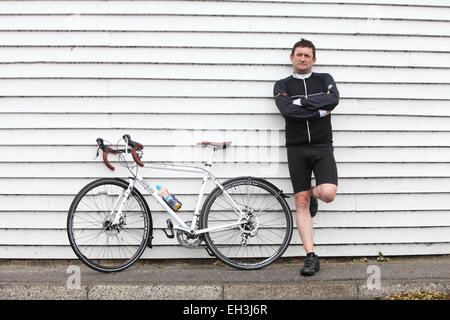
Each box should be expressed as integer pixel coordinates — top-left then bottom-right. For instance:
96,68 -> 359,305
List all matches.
273,39 -> 339,276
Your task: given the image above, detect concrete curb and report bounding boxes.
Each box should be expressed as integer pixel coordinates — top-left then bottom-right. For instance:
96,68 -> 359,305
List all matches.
223,282 -> 358,300
358,280 -> 450,299
1,280 -> 449,300
0,284 -> 88,300
89,284 -> 223,300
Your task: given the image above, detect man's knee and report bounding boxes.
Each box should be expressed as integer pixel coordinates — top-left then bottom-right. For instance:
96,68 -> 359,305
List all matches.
317,184 -> 337,203
294,191 -> 311,209
321,191 -> 336,203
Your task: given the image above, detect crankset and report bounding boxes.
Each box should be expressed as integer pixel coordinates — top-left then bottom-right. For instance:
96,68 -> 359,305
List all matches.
176,221 -> 202,248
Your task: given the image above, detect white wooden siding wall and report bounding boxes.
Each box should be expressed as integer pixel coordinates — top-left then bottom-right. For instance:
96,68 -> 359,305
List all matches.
0,0 -> 450,259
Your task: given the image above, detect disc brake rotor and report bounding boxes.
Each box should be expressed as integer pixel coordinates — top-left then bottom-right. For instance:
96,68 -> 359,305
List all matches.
103,219 -> 120,237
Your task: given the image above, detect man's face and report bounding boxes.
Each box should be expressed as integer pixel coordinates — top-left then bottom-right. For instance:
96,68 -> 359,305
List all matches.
290,46 -> 316,74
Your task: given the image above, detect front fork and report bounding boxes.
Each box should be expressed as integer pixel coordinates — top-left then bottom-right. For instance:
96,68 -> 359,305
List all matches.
110,178 -> 136,226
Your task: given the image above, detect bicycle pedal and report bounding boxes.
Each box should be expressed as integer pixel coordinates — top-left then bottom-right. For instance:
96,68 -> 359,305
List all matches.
162,219 -> 175,239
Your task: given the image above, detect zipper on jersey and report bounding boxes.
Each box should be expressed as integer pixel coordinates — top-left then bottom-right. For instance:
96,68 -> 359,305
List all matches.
303,78 -> 311,144
306,121 -> 311,143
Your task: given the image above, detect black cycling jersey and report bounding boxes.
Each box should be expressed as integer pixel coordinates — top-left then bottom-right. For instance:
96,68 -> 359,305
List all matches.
273,73 -> 339,146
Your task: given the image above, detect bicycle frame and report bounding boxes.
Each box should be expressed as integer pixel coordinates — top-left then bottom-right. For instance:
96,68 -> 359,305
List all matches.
111,148 -> 246,236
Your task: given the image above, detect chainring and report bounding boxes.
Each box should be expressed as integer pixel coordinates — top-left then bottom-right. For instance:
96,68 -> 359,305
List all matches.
176,221 -> 202,248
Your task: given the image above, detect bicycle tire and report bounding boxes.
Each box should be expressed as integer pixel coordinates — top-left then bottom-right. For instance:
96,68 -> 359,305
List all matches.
67,178 -> 152,272
201,177 -> 293,270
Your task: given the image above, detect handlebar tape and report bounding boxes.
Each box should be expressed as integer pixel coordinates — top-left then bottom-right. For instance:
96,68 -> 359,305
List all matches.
102,148 -> 115,171
131,148 -> 145,167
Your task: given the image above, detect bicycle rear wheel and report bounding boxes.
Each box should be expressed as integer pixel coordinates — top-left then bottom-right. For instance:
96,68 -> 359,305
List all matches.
201,177 -> 293,270
67,178 -> 151,272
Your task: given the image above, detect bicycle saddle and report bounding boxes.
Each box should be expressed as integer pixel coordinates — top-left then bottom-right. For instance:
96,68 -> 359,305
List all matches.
196,141 -> 232,149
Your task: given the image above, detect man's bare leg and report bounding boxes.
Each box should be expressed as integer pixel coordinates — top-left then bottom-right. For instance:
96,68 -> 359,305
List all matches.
294,190 -> 314,254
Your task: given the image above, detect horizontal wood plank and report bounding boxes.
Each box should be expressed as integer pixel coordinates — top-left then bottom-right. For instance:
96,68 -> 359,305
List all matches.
1,1 -> 449,21
2,227 -> 449,245
1,177 -> 450,195
1,47 -> 450,68
1,15 -> 450,37
0,145 -> 450,163
1,98 -> 450,117
1,129 -> 450,147
1,32 -> 449,53
2,64 -> 450,84
1,162 -> 449,179
1,242 -> 449,259
1,193 -> 450,212
2,210 -> 449,229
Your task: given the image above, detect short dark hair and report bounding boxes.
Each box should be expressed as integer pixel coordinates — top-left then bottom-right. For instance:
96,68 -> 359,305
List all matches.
290,38 -> 316,59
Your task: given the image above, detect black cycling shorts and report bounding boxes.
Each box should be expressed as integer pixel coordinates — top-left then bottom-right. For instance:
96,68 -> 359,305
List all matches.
287,144 -> 338,193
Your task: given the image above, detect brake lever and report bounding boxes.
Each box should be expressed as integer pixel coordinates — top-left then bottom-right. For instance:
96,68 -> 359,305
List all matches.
94,145 -> 101,159
123,135 -> 130,154
95,138 -> 104,159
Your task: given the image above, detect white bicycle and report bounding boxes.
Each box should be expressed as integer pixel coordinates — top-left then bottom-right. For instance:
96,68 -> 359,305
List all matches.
67,134 -> 293,272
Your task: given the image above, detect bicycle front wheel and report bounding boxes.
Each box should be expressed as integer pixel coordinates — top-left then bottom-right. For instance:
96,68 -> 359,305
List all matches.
67,178 -> 151,272
201,177 -> 293,270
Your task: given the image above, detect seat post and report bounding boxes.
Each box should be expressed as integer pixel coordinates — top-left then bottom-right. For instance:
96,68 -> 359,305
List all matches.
205,148 -> 216,167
